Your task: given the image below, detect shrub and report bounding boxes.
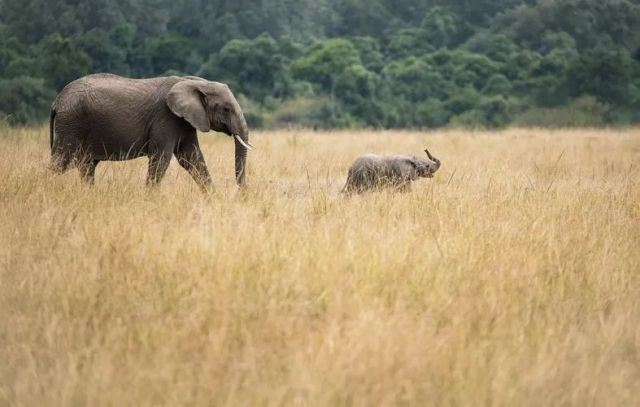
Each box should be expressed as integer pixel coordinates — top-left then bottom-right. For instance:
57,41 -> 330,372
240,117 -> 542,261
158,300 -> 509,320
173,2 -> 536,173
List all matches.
0,76 -> 55,125
512,96 -> 612,127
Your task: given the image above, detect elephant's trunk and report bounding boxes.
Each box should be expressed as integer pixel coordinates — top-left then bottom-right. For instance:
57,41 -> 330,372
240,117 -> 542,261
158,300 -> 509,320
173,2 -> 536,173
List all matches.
234,129 -> 250,187
425,148 -> 441,170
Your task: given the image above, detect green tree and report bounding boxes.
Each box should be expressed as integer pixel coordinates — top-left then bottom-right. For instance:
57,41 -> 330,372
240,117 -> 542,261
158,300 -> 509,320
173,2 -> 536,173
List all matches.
76,29 -> 130,74
479,95 -> 511,128
291,38 -> 365,123
387,56 -> 456,99
351,37 -> 385,73
464,33 -> 518,63
0,76 -> 54,125
200,33 -> 296,101
528,46 -> 579,106
415,98 -> 450,127
504,50 -> 543,83
482,74 -> 512,95
386,28 -> 434,60
335,64 -> 383,126
497,0 -> 640,51
423,49 -> 502,90
0,25 -> 37,78
444,87 -> 481,116
38,33 -> 91,90
145,33 -> 194,75
420,6 -> 471,49
569,46 -> 637,105
331,0 -> 397,38
291,38 -> 361,92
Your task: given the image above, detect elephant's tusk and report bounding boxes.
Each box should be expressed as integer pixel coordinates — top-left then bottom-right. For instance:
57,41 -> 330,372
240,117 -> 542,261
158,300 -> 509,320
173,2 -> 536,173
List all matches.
234,134 -> 253,151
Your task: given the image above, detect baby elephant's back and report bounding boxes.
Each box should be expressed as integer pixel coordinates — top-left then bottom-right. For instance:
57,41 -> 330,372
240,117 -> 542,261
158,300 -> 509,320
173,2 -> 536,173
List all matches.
347,154 -> 387,180
351,154 -> 384,170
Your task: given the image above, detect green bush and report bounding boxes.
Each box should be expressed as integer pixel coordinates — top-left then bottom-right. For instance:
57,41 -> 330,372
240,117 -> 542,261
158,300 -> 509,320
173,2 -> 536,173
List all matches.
0,76 -> 55,125
263,97 -> 332,128
512,96 -> 612,127
415,98 -> 450,127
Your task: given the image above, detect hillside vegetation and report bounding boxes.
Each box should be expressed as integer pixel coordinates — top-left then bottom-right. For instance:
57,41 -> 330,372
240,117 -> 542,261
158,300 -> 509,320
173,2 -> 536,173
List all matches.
1,127 -> 639,405
1,0 -> 640,127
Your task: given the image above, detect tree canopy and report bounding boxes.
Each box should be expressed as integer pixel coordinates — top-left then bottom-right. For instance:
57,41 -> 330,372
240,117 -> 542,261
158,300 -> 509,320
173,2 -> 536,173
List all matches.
1,0 -> 639,127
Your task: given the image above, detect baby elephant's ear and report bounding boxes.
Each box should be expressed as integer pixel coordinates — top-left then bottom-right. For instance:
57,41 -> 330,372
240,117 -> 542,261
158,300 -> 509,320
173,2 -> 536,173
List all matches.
405,157 -> 420,168
166,80 -> 211,132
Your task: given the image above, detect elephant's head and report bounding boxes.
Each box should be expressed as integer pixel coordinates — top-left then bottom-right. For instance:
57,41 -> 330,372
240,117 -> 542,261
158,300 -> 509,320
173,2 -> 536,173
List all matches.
414,148 -> 441,178
167,78 -> 251,186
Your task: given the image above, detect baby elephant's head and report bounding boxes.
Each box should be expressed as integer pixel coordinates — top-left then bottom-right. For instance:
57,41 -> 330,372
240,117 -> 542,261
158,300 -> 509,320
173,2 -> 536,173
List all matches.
415,148 -> 441,178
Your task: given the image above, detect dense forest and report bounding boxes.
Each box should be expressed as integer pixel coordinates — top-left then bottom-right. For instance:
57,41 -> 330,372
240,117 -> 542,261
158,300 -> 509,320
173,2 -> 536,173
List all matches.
1,0 -> 640,128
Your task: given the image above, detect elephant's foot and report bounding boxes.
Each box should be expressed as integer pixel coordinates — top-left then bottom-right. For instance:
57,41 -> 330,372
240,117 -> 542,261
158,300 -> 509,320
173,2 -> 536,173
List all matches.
49,154 -> 72,174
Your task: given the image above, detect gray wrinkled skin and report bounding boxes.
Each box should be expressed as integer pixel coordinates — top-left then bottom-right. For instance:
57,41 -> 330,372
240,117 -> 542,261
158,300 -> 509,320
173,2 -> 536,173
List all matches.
49,73 -> 250,191
342,149 -> 441,194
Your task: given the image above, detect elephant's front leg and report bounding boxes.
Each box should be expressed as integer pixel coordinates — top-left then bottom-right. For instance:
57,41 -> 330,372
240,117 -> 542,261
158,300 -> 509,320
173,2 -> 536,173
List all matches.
175,140 -> 213,193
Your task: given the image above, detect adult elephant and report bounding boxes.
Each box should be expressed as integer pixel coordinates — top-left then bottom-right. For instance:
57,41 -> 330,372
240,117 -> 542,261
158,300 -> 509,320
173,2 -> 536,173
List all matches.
49,73 -> 252,191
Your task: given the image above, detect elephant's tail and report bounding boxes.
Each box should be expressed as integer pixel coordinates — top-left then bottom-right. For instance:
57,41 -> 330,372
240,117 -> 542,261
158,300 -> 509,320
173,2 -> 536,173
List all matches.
49,107 -> 56,153
340,171 -> 354,195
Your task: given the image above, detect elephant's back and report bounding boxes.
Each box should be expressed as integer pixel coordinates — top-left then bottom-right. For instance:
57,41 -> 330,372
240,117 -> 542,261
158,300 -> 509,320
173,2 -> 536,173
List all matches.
54,74 -> 152,107
53,74 -> 181,134
351,154 -> 384,168
348,154 -> 384,180
54,74 -> 177,111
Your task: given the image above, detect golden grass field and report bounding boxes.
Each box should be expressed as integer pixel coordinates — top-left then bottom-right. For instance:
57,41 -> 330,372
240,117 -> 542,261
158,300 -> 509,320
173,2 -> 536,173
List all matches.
0,126 -> 639,406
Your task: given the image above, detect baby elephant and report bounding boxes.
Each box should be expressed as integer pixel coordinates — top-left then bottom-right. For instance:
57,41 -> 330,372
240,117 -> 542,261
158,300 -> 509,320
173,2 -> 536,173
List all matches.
343,149 -> 441,194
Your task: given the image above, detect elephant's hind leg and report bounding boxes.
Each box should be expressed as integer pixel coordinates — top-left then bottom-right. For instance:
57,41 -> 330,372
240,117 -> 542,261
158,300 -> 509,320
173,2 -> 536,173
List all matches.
78,159 -> 99,185
50,138 -> 74,174
341,182 -> 353,195
49,152 -> 72,174
50,118 -> 87,176
396,181 -> 412,193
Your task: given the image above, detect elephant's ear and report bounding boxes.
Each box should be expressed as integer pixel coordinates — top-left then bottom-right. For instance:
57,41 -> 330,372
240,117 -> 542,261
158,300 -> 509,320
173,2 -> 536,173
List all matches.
405,157 -> 419,169
166,80 -> 210,132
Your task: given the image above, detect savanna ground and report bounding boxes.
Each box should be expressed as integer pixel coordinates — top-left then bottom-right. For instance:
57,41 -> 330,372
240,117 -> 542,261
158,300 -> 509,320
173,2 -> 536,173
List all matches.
0,126 -> 639,406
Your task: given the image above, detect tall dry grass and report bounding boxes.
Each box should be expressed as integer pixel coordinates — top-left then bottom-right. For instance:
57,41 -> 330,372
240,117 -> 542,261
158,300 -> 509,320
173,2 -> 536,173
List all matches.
0,127 -> 639,406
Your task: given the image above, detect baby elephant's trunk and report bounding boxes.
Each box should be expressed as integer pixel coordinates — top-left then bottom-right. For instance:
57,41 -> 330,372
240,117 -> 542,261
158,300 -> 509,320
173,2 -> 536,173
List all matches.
425,148 -> 441,170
